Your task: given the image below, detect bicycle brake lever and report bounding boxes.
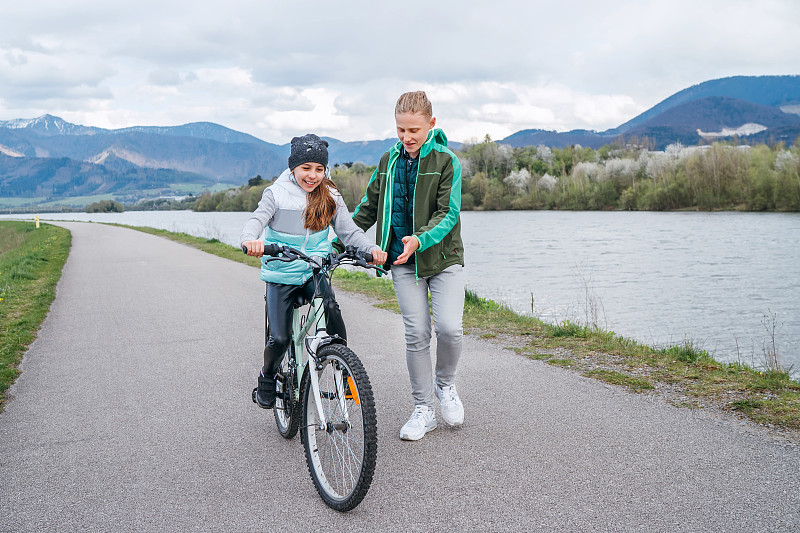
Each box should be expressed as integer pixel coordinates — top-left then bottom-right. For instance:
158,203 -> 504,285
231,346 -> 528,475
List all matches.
263,255 -> 294,263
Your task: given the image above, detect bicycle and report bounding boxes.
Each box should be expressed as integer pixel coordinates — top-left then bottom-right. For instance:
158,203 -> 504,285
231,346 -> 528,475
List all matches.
242,243 -> 384,512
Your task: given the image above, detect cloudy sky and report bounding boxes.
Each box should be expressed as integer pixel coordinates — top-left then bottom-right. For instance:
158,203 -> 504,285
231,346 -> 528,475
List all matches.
2,0 -> 799,144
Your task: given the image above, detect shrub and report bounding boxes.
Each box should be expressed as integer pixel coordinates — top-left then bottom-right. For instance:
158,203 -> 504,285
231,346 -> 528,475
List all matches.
86,200 -> 124,213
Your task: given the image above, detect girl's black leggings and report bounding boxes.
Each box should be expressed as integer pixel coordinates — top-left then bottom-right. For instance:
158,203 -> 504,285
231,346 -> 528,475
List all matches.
263,277 -> 346,376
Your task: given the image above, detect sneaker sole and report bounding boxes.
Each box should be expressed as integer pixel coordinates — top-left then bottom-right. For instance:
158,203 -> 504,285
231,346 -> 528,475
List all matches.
441,416 -> 464,427
399,421 -> 438,441
439,404 -> 464,426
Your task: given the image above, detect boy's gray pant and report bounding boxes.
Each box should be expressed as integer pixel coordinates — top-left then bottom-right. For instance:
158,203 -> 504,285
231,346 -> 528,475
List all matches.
391,264 -> 464,409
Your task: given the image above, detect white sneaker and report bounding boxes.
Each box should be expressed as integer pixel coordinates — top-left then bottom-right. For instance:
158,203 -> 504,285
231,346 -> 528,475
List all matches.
436,384 -> 464,426
399,405 -> 437,441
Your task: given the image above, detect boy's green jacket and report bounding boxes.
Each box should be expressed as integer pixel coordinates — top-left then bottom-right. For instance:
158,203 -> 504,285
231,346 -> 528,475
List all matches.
348,128 -> 464,278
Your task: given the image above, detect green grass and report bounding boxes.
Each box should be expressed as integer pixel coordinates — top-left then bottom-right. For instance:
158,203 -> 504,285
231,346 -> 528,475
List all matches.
86,224 -> 800,437
547,358 -> 576,368
330,270 -> 400,312
39,194 -> 118,207
548,320 -> 591,338
169,183 -> 239,194
584,370 -> 655,392
0,221 -> 71,410
0,197 -> 43,208
0,194 -> 120,209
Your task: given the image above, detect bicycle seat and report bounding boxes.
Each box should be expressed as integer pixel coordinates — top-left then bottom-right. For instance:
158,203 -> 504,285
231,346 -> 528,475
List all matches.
292,293 -> 310,309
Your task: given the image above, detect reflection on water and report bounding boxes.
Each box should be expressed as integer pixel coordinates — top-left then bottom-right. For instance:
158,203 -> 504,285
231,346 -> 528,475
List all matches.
3,210 -> 798,371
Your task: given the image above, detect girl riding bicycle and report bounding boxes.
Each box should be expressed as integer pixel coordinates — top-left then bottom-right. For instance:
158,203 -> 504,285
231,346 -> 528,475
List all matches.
240,134 -> 387,409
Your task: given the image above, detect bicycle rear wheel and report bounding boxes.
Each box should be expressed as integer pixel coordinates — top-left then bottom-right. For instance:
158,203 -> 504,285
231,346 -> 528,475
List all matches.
274,347 -> 301,439
300,343 -> 377,511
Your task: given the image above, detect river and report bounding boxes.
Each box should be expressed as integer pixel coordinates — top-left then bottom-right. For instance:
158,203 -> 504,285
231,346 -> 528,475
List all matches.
2,210 -> 798,372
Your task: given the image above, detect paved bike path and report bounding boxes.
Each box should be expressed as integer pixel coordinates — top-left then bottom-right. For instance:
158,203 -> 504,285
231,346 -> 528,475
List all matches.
1,222 -> 798,532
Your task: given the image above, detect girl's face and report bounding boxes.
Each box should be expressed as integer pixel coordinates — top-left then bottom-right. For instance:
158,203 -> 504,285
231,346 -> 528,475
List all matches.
395,112 -> 436,158
292,162 -> 327,193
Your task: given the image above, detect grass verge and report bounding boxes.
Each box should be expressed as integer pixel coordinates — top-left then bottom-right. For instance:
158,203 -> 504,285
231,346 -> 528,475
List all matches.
0,221 -> 71,411
120,225 -> 800,439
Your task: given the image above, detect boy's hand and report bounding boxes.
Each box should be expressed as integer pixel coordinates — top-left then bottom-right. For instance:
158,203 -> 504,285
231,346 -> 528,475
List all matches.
393,236 -> 419,265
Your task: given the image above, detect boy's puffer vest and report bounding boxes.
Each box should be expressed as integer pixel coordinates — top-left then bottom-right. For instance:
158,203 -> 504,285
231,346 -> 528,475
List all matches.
261,169 -> 332,285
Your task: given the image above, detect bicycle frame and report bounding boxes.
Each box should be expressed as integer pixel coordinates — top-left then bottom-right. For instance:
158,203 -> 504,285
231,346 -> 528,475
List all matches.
289,270 -> 348,431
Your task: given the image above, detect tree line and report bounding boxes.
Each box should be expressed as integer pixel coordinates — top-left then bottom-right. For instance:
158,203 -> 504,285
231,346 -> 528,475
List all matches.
457,136 -> 800,212
190,163 -> 374,213
188,138 -> 800,213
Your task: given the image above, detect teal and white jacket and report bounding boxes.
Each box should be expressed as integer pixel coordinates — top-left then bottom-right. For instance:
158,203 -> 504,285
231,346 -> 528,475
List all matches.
240,168 -> 379,286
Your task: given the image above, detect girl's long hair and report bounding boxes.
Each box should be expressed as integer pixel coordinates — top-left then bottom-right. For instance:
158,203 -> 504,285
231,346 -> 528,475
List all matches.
304,176 -> 338,232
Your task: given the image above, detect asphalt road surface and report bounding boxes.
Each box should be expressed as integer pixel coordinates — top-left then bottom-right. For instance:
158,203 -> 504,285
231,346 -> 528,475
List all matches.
1,222 -> 799,532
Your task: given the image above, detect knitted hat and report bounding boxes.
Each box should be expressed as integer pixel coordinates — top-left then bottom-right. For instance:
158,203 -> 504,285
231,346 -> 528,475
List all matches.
288,133 -> 329,170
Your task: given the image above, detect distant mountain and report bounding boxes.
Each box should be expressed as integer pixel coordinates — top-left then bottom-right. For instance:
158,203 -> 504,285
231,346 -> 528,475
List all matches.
116,122 -> 273,146
502,129 -> 611,149
0,114 -> 105,137
609,75 -> 800,135
622,95 -> 800,146
0,116 -> 398,206
0,153 -> 212,199
0,117 -> 286,182
324,137 -> 396,165
502,75 -> 800,149
3,74 -> 799,207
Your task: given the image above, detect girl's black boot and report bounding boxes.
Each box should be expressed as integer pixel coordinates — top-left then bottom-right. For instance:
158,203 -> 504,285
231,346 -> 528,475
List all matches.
252,371 -> 276,409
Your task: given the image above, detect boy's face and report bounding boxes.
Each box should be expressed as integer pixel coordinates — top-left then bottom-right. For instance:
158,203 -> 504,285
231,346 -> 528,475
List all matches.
395,112 -> 436,158
292,162 -> 327,192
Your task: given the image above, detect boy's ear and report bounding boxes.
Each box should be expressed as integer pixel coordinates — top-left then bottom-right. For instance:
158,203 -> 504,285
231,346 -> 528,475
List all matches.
429,117 -> 436,129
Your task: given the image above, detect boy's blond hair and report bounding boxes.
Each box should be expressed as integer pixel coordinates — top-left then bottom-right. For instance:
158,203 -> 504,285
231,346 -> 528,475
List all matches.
395,91 -> 433,118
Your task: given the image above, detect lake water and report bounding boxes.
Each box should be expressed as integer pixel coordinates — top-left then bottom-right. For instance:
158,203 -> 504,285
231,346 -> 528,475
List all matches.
3,210 -> 798,372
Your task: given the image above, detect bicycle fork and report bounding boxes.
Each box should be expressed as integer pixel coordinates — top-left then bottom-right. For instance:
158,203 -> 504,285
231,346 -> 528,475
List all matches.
306,333 -> 353,430
292,297 -> 355,431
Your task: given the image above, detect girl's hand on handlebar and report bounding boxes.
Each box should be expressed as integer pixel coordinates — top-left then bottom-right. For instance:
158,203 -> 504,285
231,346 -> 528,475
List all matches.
369,249 -> 387,265
242,240 -> 265,257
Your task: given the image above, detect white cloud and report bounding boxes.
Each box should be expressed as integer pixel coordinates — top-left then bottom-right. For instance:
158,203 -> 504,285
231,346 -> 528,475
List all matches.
258,88 -> 349,141
1,0 -> 799,143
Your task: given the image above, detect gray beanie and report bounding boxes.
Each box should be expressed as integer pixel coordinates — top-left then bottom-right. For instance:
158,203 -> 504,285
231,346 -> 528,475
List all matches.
288,133 -> 329,170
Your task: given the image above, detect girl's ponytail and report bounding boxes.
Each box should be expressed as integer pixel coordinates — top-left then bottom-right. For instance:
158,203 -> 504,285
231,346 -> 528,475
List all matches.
304,176 -> 338,232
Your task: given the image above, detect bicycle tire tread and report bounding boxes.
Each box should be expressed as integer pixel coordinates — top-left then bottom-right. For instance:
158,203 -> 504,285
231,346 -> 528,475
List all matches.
301,343 -> 377,511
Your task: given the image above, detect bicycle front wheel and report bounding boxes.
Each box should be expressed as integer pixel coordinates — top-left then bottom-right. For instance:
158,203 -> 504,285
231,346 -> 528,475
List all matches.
300,343 -> 377,512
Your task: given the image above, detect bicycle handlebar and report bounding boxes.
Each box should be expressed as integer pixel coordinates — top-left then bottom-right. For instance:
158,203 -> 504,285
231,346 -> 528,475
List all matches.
241,243 -> 384,274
